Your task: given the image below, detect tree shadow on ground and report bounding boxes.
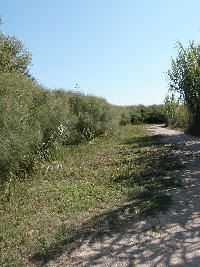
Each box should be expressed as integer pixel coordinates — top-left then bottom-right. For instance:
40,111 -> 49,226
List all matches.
30,133 -> 185,266
70,162 -> 200,267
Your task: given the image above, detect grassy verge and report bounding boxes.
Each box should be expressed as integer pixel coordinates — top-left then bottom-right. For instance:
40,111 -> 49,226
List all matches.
0,125 -> 182,266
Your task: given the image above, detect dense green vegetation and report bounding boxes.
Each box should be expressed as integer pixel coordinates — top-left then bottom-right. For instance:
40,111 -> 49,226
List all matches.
164,92 -> 190,129
166,41 -> 200,135
0,72 -> 115,182
0,69 -> 165,184
113,104 -> 165,126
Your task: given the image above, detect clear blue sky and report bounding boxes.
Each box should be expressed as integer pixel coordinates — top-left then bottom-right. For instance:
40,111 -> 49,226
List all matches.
1,0 -> 200,106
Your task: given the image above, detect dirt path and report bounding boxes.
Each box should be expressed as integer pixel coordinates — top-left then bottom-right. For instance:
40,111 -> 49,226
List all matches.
48,125 -> 200,267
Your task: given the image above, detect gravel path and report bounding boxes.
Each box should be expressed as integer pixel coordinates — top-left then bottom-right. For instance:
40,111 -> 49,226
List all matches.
48,125 -> 200,267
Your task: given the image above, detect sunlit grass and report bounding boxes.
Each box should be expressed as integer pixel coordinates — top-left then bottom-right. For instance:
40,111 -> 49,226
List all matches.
0,125 -> 182,266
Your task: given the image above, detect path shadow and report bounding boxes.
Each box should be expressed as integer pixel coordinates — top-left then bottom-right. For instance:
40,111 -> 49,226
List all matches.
72,158 -> 200,266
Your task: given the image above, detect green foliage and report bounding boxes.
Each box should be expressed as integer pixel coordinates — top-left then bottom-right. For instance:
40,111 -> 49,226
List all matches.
0,72 -> 43,178
119,112 -> 130,125
0,33 -> 32,75
67,92 -> 113,140
144,105 -> 165,124
164,92 -> 190,129
0,16 -> 31,75
130,111 -> 143,124
0,72 -> 114,181
115,104 -> 165,126
168,41 -> 200,128
164,92 -> 180,126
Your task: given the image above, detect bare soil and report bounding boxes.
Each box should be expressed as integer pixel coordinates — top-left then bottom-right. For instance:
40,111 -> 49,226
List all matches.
47,125 -> 200,267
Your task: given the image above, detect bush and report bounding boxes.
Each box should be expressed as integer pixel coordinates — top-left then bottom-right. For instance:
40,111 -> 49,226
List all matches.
119,112 -> 130,125
0,72 -> 43,178
0,73 -> 114,181
114,104 -> 166,126
67,92 -> 113,140
168,41 -> 200,133
130,112 -> 143,124
130,105 -> 165,125
164,92 -> 190,129
144,105 -> 165,124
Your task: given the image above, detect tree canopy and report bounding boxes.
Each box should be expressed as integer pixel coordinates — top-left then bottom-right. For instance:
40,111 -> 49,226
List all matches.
0,18 -> 32,75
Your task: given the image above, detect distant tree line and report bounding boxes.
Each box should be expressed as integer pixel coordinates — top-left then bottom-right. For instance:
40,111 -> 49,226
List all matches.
114,104 -> 165,126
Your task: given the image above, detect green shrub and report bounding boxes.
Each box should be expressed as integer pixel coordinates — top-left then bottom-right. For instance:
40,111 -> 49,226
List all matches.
130,112 -> 143,124
67,92 -> 113,140
0,73 -> 114,181
119,112 -> 130,125
0,72 -> 43,178
129,105 -> 165,125
144,105 -> 165,124
167,41 -> 200,133
114,104 -> 166,126
164,92 -> 190,129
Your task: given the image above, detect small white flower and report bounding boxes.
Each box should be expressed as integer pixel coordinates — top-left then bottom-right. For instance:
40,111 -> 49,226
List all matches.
58,124 -> 64,134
